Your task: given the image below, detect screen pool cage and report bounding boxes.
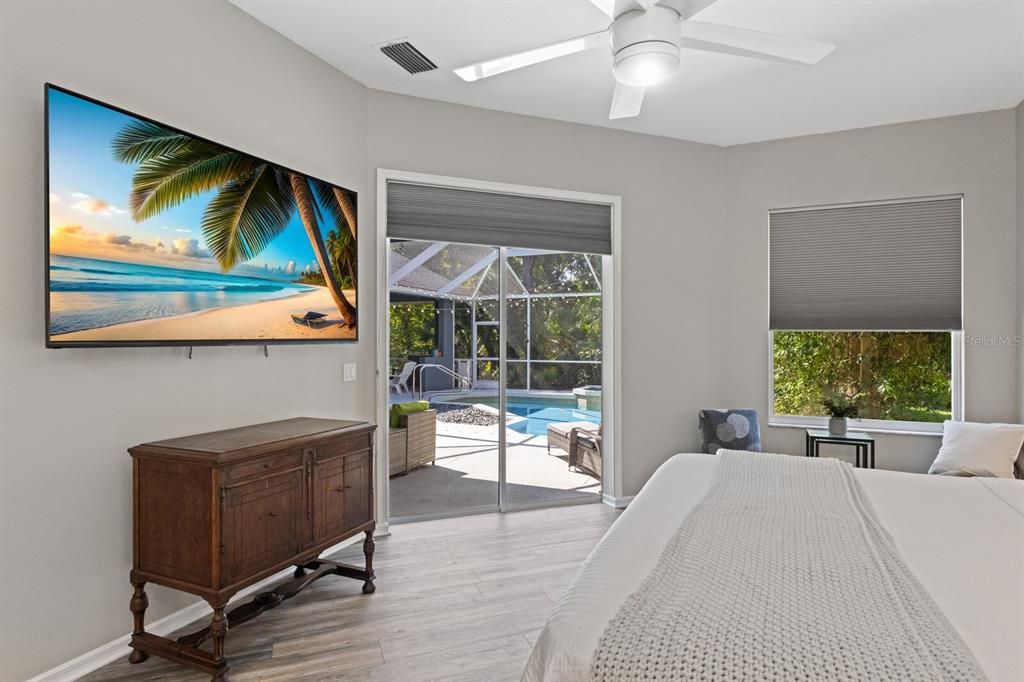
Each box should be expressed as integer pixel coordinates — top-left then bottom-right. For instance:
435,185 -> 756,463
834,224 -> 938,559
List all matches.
388,240 -> 603,393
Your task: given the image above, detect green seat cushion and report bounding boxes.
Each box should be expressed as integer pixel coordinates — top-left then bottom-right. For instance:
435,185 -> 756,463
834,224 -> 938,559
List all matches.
390,401 -> 430,428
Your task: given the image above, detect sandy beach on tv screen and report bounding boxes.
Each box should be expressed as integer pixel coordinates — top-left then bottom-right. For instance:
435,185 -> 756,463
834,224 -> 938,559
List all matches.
50,287 -> 356,343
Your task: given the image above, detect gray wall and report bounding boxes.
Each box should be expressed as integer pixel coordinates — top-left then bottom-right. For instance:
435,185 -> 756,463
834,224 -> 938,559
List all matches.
722,111 -> 1020,472
0,2 -> 372,680
367,90 -> 729,497
1018,100 -> 1024,423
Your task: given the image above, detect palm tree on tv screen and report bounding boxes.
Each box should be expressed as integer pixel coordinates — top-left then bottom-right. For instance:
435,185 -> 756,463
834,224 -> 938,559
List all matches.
327,227 -> 357,290
110,120 -> 357,327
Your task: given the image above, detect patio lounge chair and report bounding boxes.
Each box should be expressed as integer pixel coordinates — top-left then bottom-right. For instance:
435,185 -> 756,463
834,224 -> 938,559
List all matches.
547,421 -> 599,457
389,361 -> 417,394
569,423 -> 602,480
290,311 -> 330,328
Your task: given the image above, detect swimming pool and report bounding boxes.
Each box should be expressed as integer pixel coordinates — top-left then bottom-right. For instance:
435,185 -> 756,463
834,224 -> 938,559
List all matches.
447,396 -> 601,436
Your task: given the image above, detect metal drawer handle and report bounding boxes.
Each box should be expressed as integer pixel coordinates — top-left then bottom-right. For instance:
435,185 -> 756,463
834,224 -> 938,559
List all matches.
267,511 -> 277,517
263,462 -> 272,468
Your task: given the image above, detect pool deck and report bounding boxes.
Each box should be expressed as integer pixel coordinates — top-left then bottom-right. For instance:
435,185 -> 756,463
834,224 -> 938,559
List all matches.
387,387 -> 602,516
389,421 -> 601,517
387,390 -> 602,517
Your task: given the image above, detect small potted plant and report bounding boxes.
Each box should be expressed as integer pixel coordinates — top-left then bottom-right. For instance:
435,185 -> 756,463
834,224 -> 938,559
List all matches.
821,392 -> 861,435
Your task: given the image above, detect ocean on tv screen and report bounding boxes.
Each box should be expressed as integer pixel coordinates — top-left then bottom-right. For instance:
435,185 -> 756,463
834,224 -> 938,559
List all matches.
46,85 -> 358,344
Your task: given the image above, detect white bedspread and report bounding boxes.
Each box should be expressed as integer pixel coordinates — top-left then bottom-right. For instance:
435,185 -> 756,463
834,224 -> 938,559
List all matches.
522,454 -> 1024,682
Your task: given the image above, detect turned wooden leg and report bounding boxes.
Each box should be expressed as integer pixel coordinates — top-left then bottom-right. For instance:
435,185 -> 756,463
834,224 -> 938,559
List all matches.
362,530 -> 376,594
209,602 -> 228,679
127,580 -> 149,664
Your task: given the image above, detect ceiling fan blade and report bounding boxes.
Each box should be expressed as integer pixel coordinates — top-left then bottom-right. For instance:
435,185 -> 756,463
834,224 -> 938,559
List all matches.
656,0 -> 717,20
610,82 -> 645,119
587,0 -> 615,17
590,0 -> 655,19
454,30 -> 609,82
680,21 -> 834,65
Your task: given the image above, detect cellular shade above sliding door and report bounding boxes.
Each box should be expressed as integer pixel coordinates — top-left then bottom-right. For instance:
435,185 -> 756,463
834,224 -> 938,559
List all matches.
386,181 -> 612,254
770,196 -> 962,331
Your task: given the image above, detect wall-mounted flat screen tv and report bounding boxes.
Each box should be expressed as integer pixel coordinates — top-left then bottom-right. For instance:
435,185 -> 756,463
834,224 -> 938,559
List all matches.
45,84 -> 358,347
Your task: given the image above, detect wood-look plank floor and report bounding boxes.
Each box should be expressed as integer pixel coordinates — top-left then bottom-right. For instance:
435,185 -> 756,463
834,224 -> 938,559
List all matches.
84,503 -> 619,682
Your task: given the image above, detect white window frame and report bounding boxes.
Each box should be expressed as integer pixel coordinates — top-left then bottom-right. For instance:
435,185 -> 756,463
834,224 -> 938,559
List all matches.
767,330 -> 963,436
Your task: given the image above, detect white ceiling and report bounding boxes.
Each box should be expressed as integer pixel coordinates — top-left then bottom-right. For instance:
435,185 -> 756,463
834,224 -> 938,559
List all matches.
230,0 -> 1024,147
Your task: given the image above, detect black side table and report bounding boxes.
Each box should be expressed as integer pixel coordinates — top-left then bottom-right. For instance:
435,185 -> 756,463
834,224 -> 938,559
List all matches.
805,429 -> 875,469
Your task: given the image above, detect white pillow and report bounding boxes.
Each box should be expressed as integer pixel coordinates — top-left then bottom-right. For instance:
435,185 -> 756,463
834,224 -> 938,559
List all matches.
929,420 -> 1024,478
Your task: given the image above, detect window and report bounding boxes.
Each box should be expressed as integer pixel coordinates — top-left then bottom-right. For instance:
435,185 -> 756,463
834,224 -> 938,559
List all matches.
771,331 -> 959,429
769,196 -> 963,431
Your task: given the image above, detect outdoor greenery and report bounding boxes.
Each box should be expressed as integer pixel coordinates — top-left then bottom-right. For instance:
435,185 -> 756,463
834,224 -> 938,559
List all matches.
389,302 -> 436,373
390,251 -> 603,390
461,253 -> 602,390
773,332 -> 952,422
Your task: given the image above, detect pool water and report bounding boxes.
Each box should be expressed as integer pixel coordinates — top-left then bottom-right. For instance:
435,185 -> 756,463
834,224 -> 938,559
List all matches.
451,397 -> 601,436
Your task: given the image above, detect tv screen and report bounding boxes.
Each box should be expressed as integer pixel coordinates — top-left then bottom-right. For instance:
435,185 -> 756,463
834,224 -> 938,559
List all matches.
45,84 -> 358,347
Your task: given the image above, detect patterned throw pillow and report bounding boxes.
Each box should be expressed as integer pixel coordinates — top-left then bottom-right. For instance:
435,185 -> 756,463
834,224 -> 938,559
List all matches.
698,409 -> 761,454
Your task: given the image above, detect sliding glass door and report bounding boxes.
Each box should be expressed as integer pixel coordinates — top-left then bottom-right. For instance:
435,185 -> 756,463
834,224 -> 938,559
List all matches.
387,240 -> 603,520
503,250 -> 603,506
387,240 -> 500,518
382,175 -> 613,522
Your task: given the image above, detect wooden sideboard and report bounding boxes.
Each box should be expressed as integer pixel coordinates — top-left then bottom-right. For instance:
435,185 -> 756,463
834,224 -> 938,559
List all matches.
127,417 -> 377,680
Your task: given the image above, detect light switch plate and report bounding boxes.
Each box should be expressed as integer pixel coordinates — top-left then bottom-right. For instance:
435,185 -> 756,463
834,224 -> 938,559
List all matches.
343,363 -> 357,382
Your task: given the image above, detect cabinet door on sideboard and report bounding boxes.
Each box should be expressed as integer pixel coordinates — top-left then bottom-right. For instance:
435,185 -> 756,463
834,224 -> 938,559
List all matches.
312,454 -> 348,545
222,469 -> 303,584
343,451 -> 372,531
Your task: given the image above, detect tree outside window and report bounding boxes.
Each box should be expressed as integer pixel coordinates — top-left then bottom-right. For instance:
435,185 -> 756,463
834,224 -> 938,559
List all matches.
772,331 -> 952,423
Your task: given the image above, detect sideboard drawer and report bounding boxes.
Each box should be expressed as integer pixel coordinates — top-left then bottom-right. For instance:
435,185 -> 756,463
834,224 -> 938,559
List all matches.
315,433 -> 372,462
224,448 -> 303,485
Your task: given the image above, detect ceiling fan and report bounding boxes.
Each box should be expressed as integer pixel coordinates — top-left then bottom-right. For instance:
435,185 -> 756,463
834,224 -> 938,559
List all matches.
454,0 -> 834,120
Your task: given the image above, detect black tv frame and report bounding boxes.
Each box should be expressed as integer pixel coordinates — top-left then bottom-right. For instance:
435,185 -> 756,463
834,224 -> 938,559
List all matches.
44,83 -> 359,348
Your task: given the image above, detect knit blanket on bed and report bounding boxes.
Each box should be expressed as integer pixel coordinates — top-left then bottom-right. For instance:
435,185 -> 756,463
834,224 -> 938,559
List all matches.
592,451 -> 988,682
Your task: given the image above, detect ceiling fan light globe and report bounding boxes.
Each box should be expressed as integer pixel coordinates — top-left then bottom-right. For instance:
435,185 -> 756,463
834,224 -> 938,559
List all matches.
613,44 -> 680,87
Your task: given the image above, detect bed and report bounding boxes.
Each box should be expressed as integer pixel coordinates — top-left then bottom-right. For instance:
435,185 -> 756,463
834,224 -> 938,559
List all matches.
523,453 -> 1024,682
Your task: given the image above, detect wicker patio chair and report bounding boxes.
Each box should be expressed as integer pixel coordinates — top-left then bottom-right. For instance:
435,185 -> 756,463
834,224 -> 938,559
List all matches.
546,421 -> 599,456
569,423 -> 602,480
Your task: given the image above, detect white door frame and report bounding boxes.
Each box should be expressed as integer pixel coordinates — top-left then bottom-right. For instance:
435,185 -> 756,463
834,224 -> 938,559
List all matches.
375,169 -> 623,531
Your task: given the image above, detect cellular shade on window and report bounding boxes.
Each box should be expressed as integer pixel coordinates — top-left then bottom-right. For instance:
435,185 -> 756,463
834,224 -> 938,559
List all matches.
770,196 -> 962,331
386,181 -> 612,255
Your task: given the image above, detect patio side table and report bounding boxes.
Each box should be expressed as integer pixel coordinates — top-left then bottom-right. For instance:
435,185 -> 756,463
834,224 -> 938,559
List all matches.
805,429 -> 875,469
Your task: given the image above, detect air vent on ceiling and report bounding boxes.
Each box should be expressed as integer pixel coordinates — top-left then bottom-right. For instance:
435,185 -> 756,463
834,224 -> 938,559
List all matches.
380,41 -> 438,75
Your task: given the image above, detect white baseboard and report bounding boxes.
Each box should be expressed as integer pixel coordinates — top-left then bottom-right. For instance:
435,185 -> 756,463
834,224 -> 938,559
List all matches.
25,534 -> 365,682
602,493 -> 634,509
